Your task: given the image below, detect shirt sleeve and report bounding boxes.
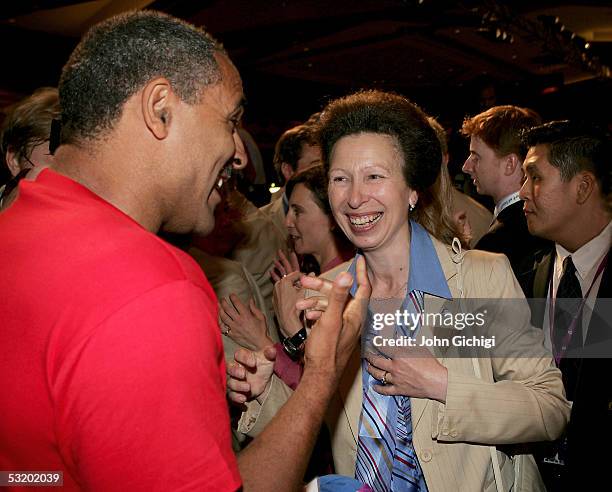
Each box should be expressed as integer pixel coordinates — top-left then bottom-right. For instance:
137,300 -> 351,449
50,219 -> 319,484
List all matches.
272,342 -> 303,390
52,280 -> 241,492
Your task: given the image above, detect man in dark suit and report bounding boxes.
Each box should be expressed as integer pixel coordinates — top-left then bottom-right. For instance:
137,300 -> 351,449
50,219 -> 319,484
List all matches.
519,120 -> 611,490
461,106 -> 550,293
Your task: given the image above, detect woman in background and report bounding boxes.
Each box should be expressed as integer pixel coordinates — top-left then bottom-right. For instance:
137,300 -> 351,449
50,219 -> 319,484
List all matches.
0,87 -> 59,209
221,165 -> 353,351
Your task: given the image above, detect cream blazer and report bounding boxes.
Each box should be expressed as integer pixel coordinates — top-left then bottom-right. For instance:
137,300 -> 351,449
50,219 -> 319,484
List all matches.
239,235 -> 570,491
188,247 -> 279,364
229,208 -> 287,329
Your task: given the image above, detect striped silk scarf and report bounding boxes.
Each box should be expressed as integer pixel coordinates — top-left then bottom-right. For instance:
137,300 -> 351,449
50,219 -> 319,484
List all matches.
355,290 -> 427,492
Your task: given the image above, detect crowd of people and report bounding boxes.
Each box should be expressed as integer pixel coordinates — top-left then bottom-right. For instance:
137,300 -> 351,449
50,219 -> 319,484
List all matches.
0,9 -> 610,492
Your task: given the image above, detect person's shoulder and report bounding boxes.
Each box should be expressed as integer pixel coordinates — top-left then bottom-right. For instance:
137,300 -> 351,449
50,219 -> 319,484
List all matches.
75,213 -> 210,294
435,235 -> 510,273
189,247 -> 247,285
232,208 -> 285,255
303,259 -> 353,300
129,232 -> 209,287
462,248 -> 530,298
434,235 -> 521,297
237,207 -> 279,235
462,247 -> 512,273
496,200 -> 526,226
451,188 -> 492,217
320,260 -> 353,281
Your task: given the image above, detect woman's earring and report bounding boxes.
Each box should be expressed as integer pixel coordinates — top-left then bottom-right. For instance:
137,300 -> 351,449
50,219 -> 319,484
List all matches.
409,203 -> 415,212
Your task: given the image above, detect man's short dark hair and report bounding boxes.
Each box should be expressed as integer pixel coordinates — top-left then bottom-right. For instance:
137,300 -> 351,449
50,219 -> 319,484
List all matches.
523,120 -> 611,197
59,10 -> 225,144
273,124 -> 318,186
461,105 -> 541,160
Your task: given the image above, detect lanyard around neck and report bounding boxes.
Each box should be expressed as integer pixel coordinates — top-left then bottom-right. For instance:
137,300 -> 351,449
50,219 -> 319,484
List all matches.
494,193 -> 521,218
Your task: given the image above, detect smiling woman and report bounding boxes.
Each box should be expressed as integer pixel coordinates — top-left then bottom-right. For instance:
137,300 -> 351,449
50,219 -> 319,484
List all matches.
319,90 -> 458,257
315,90 -> 569,491
233,89 -> 570,492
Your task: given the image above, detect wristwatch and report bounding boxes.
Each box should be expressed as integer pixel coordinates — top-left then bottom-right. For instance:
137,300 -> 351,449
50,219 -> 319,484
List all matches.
282,327 -> 308,359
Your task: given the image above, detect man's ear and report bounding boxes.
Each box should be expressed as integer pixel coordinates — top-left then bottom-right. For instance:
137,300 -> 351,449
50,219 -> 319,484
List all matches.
141,77 -> 174,140
576,171 -> 596,205
5,149 -> 21,176
503,153 -> 521,176
281,162 -> 294,182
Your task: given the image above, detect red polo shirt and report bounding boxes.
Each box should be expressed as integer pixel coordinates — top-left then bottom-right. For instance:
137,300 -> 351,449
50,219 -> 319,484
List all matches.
0,169 -> 241,491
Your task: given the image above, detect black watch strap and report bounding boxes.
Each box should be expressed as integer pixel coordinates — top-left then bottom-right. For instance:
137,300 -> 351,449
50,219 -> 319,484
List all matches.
282,327 -> 308,359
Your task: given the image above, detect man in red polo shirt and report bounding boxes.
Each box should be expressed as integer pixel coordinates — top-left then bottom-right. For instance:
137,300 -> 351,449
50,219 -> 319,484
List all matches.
0,11 -> 368,491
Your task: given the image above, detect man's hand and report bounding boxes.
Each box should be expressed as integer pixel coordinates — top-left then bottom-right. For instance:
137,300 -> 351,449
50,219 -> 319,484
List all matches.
300,256 -> 370,376
219,295 -> 272,351
227,345 -> 276,404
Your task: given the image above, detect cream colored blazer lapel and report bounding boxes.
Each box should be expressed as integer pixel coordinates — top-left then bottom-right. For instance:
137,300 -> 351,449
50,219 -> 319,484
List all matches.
330,237 -> 460,475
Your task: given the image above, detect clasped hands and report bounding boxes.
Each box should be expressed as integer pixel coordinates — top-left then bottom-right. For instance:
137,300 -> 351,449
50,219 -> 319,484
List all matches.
227,256 -> 370,404
225,257 -> 449,405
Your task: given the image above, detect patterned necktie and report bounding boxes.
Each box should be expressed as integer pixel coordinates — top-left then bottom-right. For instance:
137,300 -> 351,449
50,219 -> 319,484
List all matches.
553,256 -> 583,400
355,291 -> 427,492
553,256 -> 583,357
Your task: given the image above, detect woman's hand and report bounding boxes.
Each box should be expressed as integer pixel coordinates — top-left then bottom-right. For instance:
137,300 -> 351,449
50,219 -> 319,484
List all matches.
273,271 -> 305,338
293,273 -> 335,322
366,348 -> 448,403
227,345 -> 277,404
270,249 -> 300,283
219,294 -> 273,351
295,293 -> 329,322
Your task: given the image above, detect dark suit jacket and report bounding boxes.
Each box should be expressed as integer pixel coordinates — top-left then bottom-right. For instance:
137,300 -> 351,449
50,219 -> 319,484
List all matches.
527,247 -> 612,489
475,200 -> 551,295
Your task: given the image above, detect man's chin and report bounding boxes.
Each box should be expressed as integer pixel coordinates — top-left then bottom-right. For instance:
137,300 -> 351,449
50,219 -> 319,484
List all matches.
196,195 -> 221,237
525,216 -> 543,237
194,217 -> 215,237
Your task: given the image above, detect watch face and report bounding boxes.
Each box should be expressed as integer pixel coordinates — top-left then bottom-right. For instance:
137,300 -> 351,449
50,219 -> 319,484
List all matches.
283,327 -> 308,356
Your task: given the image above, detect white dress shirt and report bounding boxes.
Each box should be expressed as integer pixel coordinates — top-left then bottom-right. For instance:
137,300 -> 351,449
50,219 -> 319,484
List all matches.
543,220 -> 612,352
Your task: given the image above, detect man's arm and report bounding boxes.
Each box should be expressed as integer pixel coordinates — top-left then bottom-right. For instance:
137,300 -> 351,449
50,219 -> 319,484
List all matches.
232,257 -> 370,491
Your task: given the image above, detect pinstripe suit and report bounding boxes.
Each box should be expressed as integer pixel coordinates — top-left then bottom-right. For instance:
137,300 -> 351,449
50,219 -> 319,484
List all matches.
239,233 -> 570,491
